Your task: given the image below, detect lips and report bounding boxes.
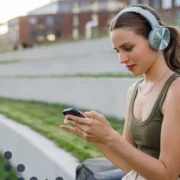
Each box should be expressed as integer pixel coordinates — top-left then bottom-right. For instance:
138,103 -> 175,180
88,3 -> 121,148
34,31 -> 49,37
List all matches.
126,64 -> 135,70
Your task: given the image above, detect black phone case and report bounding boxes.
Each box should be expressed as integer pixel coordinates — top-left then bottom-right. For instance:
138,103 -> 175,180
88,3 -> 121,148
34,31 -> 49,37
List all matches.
62,108 -> 85,118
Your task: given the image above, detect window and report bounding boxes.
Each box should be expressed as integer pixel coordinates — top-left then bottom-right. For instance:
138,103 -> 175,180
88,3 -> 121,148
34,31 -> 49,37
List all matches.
14,25 -> 19,31
10,32 -> 18,43
58,2 -> 73,13
46,16 -> 54,27
129,0 -> 138,4
38,17 -> 44,25
139,0 -> 148,5
56,30 -> 62,38
56,16 -> 62,26
175,10 -> 180,25
29,17 -> 37,27
162,0 -> 172,9
39,30 -> 46,36
31,31 -> 37,41
150,0 -> 159,9
174,0 -> 180,6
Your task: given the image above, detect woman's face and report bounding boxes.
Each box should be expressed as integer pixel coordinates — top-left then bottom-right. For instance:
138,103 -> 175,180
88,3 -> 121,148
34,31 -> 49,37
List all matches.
110,27 -> 158,76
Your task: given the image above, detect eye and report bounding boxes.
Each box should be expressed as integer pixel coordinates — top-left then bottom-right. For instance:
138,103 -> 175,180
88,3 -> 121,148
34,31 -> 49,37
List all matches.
114,49 -> 119,53
124,46 -> 133,52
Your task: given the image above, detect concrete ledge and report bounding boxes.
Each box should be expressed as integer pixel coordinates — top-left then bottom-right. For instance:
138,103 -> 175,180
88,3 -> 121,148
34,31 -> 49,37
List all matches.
0,114 -> 79,180
0,78 -> 140,119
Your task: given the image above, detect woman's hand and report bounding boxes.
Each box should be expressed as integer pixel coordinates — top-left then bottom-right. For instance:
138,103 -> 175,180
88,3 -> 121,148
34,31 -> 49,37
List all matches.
60,111 -> 116,145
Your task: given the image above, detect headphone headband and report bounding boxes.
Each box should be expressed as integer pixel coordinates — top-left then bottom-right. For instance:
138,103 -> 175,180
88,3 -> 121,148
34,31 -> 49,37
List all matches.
118,6 -> 170,51
119,7 -> 159,29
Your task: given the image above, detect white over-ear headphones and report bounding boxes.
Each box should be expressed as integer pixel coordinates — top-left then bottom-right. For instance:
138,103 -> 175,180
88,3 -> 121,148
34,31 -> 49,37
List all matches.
119,7 -> 170,51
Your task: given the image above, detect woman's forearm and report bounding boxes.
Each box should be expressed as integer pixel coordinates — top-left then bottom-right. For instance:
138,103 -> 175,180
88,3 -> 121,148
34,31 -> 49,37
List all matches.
93,142 -> 133,173
103,130 -> 169,180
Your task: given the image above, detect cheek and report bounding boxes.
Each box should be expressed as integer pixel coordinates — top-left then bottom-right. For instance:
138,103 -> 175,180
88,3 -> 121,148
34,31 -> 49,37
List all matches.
131,44 -> 153,64
129,49 -> 143,63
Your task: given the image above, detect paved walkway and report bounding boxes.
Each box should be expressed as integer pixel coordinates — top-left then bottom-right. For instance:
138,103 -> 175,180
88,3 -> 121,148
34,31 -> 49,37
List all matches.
0,114 -> 78,179
0,38 -> 129,75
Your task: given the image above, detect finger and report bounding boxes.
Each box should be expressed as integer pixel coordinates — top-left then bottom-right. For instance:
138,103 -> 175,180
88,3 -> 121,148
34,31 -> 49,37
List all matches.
66,115 -> 91,125
66,120 -> 93,135
60,125 -> 76,133
65,120 -> 76,126
81,132 -> 94,138
84,111 -> 103,120
73,127 -> 93,141
60,125 -> 83,137
66,120 -> 82,128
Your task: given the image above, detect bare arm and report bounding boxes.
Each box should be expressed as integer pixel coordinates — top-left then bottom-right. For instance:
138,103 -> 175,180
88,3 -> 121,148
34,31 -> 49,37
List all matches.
93,83 -> 137,173
61,79 -> 180,179
99,79 -> 180,180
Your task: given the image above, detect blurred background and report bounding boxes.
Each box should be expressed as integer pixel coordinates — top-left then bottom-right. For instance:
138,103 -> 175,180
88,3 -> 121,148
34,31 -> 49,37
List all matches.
0,0 -> 179,50
0,0 -> 179,179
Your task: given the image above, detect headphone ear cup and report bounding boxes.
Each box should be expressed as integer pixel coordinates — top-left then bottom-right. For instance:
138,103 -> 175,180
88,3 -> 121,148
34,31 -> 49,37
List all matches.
148,26 -> 170,51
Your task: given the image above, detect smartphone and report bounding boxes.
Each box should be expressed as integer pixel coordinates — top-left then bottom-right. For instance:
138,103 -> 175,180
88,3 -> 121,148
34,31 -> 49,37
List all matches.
62,108 -> 85,118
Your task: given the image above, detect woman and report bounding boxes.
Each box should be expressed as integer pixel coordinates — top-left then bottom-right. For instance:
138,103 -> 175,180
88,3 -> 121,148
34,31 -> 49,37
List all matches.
60,4 -> 180,180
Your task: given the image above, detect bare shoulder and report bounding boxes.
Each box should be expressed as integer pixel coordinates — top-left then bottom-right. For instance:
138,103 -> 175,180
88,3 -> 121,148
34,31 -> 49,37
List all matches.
160,77 -> 180,178
162,77 -> 180,113
167,77 -> 180,98
169,76 -> 180,88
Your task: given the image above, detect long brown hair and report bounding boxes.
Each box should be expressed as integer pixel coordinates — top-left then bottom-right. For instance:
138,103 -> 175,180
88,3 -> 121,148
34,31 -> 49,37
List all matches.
109,4 -> 180,73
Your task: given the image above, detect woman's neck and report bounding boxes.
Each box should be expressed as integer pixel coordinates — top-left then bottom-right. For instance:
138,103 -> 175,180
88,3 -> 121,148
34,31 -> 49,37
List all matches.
143,54 -> 173,83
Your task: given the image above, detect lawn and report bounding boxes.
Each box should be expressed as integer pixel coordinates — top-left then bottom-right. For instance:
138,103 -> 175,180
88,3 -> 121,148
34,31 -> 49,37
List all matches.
0,72 -> 136,79
0,59 -> 23,64
0,97 -> 125,162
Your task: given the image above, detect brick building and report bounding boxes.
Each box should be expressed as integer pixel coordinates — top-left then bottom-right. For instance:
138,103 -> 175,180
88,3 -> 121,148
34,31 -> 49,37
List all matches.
0,0 -> 179,50
0,0 -> 127,49
128,0 -> 180,25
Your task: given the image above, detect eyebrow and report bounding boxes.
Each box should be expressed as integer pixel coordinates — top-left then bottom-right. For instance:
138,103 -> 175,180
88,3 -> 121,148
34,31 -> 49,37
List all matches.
113,42 -> 132,50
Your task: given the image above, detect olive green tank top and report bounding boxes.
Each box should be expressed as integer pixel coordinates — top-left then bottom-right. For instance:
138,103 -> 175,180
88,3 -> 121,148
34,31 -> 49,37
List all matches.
129,73 -> 180,159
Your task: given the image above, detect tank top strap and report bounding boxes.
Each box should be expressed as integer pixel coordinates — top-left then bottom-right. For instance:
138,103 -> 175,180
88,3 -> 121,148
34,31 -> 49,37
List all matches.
156,72 -> 180,115
129,79 -> 143,111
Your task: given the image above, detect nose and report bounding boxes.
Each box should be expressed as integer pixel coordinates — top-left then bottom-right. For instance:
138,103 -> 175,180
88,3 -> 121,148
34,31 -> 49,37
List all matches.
119,52 -> 129,64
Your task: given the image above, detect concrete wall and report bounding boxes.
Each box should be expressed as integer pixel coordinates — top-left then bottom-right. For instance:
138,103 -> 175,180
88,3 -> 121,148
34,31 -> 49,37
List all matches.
0,77 -> 140,119
0,114 -> 79,180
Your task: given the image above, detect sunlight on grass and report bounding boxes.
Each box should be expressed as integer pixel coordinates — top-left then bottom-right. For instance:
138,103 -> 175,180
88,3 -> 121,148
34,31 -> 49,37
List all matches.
0,97 -> 125,162
0,59 -> 23,64
0,73 -> 138,79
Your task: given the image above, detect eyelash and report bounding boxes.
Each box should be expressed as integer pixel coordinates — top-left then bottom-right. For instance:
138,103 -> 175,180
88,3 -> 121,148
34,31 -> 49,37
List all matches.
124,47 -> 133,52
115,47 -> 133,53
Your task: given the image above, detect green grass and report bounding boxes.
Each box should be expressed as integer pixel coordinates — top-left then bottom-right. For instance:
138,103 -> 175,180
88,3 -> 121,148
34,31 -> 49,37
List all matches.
0,59 -> 23,64
0,72 -> 139,79
0,153 -> 18,179
0,97 -> 125,162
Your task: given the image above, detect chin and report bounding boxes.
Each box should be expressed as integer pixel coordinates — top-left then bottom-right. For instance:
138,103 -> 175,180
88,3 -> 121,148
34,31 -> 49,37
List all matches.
131,71 -> 143,77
